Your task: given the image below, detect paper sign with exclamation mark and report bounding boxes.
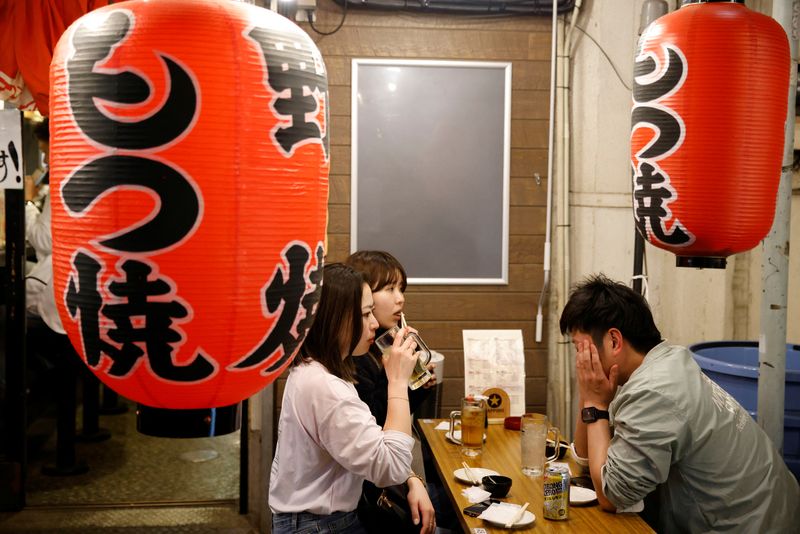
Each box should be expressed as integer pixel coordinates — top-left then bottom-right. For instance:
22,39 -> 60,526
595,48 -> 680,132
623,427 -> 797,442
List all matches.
0,109 -> 24,190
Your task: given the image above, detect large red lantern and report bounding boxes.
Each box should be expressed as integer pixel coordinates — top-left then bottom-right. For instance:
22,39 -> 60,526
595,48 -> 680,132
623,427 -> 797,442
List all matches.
49,0 -> 329,426
630,0 -> 789,268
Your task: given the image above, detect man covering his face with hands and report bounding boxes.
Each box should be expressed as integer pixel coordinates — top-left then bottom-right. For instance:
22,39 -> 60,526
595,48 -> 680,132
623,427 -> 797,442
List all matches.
560,275 -> 799,533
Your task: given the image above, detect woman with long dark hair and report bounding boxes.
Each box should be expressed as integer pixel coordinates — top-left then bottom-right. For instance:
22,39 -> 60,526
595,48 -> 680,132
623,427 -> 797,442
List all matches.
345,251 -> 437,532
269,263 -> 434,533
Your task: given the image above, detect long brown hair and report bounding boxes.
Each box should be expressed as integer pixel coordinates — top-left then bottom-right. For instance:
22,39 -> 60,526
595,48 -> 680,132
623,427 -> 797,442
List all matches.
295,263 -> 365,382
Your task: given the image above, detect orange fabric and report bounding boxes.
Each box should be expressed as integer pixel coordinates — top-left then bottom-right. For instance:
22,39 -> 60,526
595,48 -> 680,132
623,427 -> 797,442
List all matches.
0,1 -> 110,114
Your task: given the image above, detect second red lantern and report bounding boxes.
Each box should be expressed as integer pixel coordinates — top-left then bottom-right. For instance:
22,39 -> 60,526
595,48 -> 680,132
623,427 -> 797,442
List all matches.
630,0 -> 789,268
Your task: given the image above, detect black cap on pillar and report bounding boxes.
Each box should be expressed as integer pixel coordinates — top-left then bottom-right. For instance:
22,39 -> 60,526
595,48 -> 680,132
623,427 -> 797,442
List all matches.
136,403 -> 242,438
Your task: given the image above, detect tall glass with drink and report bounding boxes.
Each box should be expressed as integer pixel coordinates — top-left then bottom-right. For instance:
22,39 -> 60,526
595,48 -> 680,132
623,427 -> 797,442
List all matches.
521,413 -> 560,476
449,397 -> 486,457
375,325 -> 432,390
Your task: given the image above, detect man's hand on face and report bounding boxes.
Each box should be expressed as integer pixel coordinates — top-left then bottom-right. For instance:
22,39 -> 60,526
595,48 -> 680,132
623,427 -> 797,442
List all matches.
576,339 -> 619,410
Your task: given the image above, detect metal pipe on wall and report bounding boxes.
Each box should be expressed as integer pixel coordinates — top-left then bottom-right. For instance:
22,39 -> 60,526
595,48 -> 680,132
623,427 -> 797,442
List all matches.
535,0 -> 559,347
556,0 -> 581,441
757,0 -> 798,450
542,0 -> 580,438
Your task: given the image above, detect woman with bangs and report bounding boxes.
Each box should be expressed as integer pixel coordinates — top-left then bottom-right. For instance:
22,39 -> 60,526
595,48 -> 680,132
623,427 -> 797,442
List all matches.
346,251 -> 439,533
345,250 -> 437,423
269,263 -> 434,533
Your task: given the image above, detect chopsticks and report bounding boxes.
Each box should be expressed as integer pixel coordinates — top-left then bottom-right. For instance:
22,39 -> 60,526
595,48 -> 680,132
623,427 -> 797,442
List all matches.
400,312 -> 408,329
505,502 -> 529,528
461,461 -> 479,485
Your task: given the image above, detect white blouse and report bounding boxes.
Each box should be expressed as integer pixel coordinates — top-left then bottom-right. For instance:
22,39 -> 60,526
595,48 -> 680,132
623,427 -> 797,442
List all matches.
269,360 -> 414,515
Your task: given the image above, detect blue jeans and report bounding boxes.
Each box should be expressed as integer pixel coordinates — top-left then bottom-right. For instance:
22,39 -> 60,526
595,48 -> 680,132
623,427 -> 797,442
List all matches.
272,509 -> 367,534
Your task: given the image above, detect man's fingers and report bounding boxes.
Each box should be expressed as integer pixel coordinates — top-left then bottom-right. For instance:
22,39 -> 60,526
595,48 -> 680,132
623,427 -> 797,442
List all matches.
589,342 -> 602,371
575,340 -> 589,366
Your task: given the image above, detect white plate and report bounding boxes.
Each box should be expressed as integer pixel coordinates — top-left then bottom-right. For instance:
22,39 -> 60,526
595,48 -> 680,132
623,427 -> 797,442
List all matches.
445,430 -> 487,444
481,510 -> 536,529
570,485 -> 598,505
453,467 -> 499,484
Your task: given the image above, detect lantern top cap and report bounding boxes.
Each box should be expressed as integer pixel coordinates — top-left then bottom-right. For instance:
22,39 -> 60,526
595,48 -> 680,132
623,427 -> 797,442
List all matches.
681,0 -> 744,5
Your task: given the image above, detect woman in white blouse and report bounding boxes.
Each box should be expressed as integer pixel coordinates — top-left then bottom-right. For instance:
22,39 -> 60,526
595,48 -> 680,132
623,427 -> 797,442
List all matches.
269,263 -> 433,533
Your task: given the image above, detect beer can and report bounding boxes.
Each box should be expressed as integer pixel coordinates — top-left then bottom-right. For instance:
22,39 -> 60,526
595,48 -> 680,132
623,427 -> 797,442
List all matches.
543,465 -> 570,520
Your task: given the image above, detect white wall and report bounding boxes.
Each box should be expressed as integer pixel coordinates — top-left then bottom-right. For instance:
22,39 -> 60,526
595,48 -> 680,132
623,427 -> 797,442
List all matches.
566,0 -> 798,348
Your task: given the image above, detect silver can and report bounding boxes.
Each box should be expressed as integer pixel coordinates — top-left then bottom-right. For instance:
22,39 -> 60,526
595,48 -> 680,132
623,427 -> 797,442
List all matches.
543,465 -> 570,520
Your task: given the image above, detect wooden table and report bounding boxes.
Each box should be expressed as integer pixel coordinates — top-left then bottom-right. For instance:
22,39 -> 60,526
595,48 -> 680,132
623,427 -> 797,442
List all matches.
418,419 -> 654,533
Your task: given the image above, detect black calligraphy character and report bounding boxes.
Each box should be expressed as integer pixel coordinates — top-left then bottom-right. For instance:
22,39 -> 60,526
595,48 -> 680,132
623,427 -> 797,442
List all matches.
103,260 -> 214,381
67,251 -> 214,381
633,46 -> 685,104
630,44 -> 693,247
0,149 -> 7,183
630,106 -> 682,160
66,251 -> 105,367
67,10 -> 197,149
247,26 -> 329,159
631,45 -> 686,159
232,242 -> 324,374
61,155 -> 199,253
634,162 -> 691,246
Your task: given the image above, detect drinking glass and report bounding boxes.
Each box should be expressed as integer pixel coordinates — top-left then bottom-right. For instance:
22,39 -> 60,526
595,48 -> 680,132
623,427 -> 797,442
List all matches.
521,413 -> 560,476
449,397 -> 486,457
375,325 -> 432,390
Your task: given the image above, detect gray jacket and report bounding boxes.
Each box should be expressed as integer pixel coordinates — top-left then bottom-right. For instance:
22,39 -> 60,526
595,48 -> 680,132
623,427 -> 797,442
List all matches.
602,342 -> 800,533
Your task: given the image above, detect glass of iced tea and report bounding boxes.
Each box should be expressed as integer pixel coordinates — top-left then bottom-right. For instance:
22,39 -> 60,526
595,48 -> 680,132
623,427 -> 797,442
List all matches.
375,326 -> 432,390
449,397 -> 486,457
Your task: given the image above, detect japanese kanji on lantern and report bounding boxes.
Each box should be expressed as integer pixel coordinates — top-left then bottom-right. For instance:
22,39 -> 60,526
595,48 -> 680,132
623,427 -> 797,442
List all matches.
49,0 -> 329,431
630,0 -> 789,269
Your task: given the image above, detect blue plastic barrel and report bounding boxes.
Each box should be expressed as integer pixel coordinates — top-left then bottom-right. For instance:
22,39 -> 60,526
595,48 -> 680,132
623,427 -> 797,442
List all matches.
689,341 -> 799,480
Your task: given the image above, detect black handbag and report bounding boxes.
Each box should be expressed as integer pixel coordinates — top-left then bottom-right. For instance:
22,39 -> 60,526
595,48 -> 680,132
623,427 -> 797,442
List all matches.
358,481 -> 420,533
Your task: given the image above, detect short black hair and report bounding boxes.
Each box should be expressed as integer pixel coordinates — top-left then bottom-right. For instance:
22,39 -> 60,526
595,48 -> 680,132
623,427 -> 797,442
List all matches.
559,274 -> 662,354
33,118 -> 49,143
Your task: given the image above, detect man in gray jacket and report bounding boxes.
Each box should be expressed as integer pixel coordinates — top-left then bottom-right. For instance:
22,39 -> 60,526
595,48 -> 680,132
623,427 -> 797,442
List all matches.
560,274 -> 799,533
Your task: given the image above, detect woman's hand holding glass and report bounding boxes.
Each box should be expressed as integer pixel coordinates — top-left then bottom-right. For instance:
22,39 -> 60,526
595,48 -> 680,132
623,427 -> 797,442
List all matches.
422,363 -> 437,388
403,325 -> 437,388
382,327 -> 419,386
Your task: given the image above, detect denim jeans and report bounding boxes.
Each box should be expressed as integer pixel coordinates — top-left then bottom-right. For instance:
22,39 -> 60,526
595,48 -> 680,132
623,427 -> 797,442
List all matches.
272,509 -> 367,534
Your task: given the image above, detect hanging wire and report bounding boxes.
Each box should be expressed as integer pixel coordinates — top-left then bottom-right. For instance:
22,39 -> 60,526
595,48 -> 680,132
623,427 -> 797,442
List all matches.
630,274 -> 650,302
309,0 -> 349,35
573,24 -> 632,91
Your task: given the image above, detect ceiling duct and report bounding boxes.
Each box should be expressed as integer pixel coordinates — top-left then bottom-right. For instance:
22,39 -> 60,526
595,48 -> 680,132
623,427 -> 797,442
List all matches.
332,0 -> 574,16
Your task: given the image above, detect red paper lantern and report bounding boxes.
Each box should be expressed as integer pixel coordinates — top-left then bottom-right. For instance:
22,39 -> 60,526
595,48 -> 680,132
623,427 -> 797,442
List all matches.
630,0 -> 789,268
49,0 -> 329,410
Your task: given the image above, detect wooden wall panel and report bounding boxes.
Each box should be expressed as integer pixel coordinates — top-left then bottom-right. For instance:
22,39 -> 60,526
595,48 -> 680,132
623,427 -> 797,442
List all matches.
510,148 -> 548,177
329,146 -> 351,174
282,0 -> 553,419
311,28 -> 546,60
